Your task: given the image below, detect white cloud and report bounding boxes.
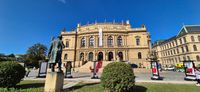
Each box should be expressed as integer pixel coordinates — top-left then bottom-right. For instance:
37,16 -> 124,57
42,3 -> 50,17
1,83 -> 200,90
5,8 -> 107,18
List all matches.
58,0 -> 66,4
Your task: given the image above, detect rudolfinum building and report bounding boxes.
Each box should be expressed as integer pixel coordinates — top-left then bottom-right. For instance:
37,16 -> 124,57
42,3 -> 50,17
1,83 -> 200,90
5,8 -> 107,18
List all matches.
60,20 -> 151,68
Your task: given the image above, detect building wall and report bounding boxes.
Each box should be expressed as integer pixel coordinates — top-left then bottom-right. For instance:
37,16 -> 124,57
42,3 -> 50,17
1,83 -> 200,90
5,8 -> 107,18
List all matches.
61,22 -> 151,67
153,33 -> 200,67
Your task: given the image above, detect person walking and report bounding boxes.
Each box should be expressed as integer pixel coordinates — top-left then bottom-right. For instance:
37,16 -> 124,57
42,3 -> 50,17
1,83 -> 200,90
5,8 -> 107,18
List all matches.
195,67 -> 200,86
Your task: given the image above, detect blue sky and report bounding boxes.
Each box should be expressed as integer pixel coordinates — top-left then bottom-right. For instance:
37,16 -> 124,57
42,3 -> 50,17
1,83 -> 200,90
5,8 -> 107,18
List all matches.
0,0 -> 200,54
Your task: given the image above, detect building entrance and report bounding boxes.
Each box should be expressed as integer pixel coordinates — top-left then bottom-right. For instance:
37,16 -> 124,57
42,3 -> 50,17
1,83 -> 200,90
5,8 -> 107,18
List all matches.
108,52 -> 113,61
118,52 -> 123,61
98,52 -> 103,61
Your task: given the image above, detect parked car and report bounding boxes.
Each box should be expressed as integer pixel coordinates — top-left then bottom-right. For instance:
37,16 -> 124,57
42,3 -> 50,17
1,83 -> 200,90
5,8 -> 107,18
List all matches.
164,66 -> 175,71
131,64 -> 138,68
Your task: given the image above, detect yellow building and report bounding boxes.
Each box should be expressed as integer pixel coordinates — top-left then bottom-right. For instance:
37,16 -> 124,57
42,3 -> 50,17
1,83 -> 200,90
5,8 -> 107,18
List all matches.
61,21 -> 151,67
153,25 -> 200,67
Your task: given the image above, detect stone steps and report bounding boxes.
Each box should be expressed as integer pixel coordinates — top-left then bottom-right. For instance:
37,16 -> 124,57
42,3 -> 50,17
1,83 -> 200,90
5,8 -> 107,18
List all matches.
74,61 -> 113,73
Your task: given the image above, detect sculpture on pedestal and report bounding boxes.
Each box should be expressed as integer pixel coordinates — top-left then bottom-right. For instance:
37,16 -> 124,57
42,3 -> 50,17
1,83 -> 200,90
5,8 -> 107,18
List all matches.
48,36 -> 65,72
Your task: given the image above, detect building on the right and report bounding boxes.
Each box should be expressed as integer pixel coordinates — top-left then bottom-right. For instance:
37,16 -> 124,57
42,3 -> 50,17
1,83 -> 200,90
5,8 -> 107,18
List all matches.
153,25 -> 200,67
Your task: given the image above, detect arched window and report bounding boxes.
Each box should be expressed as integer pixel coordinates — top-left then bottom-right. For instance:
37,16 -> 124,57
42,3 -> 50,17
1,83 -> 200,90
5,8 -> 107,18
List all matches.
136,38 -> 140,46
80,53 -> 84,61
88,52 -> 93,61
193,45 -> 197,51
81,37 -> 85,47
117,36 -> 122,46
118,52 -> 123,61
107,36 -> 113,47
191,36 -> 195,42
196,55 -> 200,61
138,52 -> 142,59
64,54 -> 68,61
66,41 -> 69,48
89,36 -> 94,47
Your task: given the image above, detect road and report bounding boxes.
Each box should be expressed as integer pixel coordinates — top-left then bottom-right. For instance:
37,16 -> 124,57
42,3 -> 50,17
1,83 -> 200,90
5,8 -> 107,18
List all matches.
28,69 -> 186,82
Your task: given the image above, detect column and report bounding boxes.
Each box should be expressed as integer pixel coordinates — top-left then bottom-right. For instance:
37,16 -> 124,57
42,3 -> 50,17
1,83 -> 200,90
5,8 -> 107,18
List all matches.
95,36 -> 98,48
104,35 -> 107,47
114,35 -> 116,47
85,36 -> 88,48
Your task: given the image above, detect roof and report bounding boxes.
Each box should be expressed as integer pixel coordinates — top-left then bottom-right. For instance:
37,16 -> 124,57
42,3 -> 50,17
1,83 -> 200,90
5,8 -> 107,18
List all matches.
177,25 -> 200,37
185,25 -> 200,33
155,25 -> 200,46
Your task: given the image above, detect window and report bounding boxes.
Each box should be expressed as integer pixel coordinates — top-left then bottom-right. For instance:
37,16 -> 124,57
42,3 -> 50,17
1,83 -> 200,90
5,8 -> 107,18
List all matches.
107,36 -> 113,47
88,52 -> 93,61
181,47 -> 184,53
174,49 -> 176,54
117,36 -> 123,46
136,38 -> 140,46
66,41 -> 69,48
198,36 -> 200,42
196,55 -> 200,61
64,54 -> 68,61
81,37 -> 85,47
177,48 -> 179,54
175,40 -> 178,46
138,52 -> 142,59
185,45 -> 189,52
191,36 -> 195,42
193,45 -> 197,51
183,37 -> 187,43
183,56 -> 186,61
80,53 -> 84,61
179,39 -> 182,44
172,42 -> 175,47
187,56 -> 190,60
89,36 -> 94,47
171,50 -> 173,55
170,43 -> 172,48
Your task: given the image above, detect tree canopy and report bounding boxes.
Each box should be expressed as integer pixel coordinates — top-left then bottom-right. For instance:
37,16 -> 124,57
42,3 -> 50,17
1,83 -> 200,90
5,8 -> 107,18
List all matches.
26,43 -> 47,68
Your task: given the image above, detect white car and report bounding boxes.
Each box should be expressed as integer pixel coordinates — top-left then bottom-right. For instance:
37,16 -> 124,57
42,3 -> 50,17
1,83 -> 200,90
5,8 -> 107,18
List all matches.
164,67 -> 175,71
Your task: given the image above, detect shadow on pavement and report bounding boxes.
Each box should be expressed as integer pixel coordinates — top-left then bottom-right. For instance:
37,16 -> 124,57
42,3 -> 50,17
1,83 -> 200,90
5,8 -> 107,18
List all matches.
16,83 -> 44,89
65,83 -> 99,91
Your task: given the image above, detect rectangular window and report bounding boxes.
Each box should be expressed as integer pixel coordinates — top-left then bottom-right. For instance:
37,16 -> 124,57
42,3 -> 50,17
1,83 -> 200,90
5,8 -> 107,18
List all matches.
179,39 -> 182,44
66,42 -> 69,48
183,37 -> 187,43
181,47 -> 184,53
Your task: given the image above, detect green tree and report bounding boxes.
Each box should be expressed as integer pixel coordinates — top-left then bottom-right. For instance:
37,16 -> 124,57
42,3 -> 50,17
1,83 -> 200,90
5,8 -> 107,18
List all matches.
26,43 -> 47,68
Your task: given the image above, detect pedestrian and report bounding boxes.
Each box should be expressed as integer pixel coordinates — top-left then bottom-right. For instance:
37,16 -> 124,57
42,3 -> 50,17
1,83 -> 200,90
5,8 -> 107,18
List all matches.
195,67 -> 200,86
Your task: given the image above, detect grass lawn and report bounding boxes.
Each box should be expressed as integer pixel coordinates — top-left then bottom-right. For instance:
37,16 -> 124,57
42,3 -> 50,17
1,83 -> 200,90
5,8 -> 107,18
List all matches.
1,80 -> 200,92
0,80 -> 45,92
68,82 -> 200,92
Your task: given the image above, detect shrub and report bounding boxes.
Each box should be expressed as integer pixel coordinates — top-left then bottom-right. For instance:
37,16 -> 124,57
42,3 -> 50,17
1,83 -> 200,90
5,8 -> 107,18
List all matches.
101,62 -> 135,92
0,61 -> 26,88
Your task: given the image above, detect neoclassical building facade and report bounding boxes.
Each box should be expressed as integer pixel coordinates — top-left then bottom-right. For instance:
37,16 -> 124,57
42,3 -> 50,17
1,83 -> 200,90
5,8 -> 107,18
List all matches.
61,21 -> 151,67
153,25 -> 200,67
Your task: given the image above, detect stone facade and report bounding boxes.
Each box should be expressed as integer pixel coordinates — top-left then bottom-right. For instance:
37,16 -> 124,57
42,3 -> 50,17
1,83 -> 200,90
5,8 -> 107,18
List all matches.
153,25 -> 200,67
61,21 -> 151,67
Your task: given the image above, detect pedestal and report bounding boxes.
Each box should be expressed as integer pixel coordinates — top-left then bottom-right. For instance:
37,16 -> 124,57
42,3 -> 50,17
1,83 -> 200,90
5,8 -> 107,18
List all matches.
44,72 -> 64,92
